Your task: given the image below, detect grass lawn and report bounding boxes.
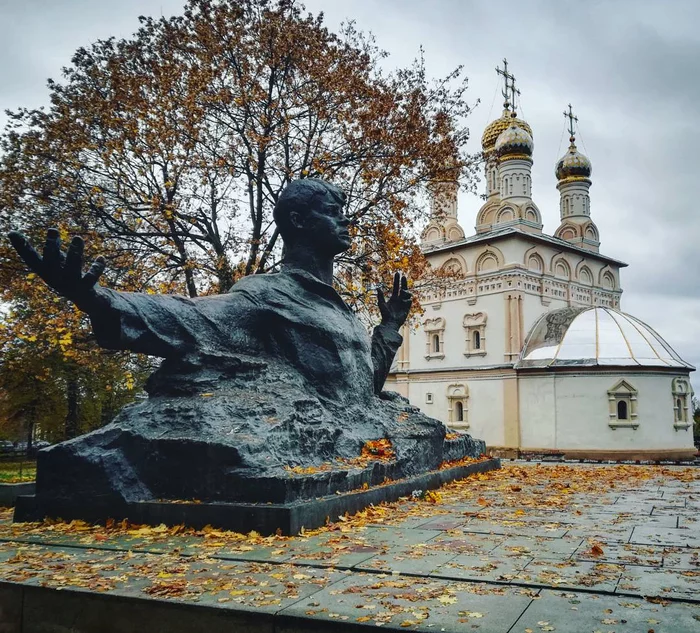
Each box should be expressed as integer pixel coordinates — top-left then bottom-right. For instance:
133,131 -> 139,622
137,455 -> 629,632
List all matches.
0,460 -> 36,483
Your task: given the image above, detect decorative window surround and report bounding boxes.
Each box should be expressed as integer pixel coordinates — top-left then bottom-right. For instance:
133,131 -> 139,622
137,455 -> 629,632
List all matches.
463,312 -> 487,357
447,383 -> 469,429
607,379 -> 639,429
423,317 -> 446,360
672,377 -> 692,430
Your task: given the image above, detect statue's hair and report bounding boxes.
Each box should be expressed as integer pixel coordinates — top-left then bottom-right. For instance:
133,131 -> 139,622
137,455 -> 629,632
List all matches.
273,179 -> 346,243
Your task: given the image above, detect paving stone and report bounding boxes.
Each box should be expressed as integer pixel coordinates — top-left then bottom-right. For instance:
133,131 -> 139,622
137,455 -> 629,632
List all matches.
678,515 -> 698,529
458,519 -> 569,538
367,515 -> 440,529
652,505 -> 692,515
285,539 -> 384,569
430,553 -> 531,583
662,547 -> 700,570
630,526 -> 700,548
515,559 -> 623,592
512,589 -> 700,633
490,535 -> 584,560
422,532 -> 504,556
605,514 -> 680,529
354,544 -> 457,575
415,516 -> 468,531
563,526 -> 635,543
277,572 -> 536,632
586,501 -> 655,515
617,565 -> 700,601
355,527 -> 442,547
573,541 -> 664,567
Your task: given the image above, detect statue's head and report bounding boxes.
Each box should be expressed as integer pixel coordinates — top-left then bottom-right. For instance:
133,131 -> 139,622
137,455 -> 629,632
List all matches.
274,179 -> 351,255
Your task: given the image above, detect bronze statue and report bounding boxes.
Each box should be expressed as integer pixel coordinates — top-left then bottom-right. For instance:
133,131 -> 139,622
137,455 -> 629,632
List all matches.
10,180 -> 410,401
9,179 -> 484,523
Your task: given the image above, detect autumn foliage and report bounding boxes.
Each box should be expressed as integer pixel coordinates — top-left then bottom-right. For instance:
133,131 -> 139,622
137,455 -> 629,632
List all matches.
0,0 -> 475,441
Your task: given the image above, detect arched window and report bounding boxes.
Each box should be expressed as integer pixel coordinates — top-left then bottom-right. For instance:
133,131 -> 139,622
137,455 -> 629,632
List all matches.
672,378 -> 691,428
463,312 -> 487,356
676,398 -> 685,422
447,384 -> 469,428
424,317 -> 445,359
608,380 -> 638,428
617,400 -> 628,420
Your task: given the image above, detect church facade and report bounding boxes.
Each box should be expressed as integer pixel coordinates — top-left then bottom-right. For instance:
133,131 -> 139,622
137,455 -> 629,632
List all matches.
386,69 -> 696,461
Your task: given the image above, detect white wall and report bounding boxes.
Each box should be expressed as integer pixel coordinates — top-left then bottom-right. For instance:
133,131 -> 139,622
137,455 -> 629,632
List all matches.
399,374 -> 507,447
519,371 -> 695,451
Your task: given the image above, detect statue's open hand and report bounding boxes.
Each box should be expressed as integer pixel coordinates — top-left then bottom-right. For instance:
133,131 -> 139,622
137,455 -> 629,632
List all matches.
8,228 -> 106,311
377,272 -> 412,330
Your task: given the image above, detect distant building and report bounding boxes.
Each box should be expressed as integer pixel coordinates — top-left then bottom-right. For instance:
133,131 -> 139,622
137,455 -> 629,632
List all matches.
386,64 -> 695,460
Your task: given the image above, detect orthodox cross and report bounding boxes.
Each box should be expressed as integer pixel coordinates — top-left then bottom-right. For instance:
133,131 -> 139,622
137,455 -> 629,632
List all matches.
496,59 -> 514,110
564,104 -> 578,140
509,74 -> 521,115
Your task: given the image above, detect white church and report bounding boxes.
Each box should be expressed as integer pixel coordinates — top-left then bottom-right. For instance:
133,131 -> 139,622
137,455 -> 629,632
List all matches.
386,64 -> 696,461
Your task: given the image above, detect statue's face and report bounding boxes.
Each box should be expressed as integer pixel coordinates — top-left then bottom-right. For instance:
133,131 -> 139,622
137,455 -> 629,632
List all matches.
303,192 -> 352,255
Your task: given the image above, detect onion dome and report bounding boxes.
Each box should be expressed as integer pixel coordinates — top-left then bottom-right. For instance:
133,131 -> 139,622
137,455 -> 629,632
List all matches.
495,124 -> 534,159
482,110 -> 533,154
517,307 -> 693,370
556,138 -> 592,181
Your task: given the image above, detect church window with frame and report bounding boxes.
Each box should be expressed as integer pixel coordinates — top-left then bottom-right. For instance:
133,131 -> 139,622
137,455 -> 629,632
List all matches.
463,312 -> 487,357
672,377 -> 692,430
607,379 -> 638,429
446,384 -> 469,429
423,317 -> 446,360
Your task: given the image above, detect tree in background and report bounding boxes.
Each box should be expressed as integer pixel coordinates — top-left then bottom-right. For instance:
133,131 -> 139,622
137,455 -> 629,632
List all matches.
0,0 -> 476,439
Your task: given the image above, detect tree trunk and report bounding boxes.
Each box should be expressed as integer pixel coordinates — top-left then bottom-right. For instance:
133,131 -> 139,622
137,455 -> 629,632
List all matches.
65,372 -> 80,440
25,420 -> 34,454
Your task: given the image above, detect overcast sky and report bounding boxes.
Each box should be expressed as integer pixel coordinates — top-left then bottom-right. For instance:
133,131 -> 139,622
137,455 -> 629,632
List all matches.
1,0 -> 699,388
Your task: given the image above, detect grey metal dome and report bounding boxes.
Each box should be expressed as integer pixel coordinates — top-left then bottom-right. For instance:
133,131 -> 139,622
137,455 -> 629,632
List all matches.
516,306 -> 693,370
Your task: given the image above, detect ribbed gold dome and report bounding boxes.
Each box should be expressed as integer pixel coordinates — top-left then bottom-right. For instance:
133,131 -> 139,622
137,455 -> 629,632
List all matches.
556,141 -> 592,181
495,124 -> 533,159
482,110 -> 533,153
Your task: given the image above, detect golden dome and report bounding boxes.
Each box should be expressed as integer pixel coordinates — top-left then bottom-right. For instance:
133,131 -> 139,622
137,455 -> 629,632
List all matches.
482,110 -> 533,154
556,140 -> 592,181
495,124 -> 533,159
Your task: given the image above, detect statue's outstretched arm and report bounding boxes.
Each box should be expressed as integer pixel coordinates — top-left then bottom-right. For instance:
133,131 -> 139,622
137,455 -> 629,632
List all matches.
372,272 -> 412,393
9,229 -> 107,313
8,229 -> 224,358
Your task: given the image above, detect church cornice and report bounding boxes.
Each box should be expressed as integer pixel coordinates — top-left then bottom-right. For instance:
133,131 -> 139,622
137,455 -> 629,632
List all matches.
422,226 -> 628,268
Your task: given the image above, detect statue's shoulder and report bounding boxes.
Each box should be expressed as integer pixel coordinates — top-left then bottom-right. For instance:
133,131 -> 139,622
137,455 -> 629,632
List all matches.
228,272 -> 295,297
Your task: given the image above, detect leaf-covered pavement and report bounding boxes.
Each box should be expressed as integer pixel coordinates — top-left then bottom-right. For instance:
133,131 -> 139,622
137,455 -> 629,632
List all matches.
0,463 -> 698,632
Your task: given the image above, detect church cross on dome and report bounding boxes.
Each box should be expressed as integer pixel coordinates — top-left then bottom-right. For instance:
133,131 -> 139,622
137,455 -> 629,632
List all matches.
509,75 -> 521,116
495,59 -> 514,111
564,103 -> 578,142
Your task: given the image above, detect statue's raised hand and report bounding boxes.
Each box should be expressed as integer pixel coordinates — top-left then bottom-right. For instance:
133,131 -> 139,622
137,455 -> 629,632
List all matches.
377,272 -> 412,331
8,228 -> 106,312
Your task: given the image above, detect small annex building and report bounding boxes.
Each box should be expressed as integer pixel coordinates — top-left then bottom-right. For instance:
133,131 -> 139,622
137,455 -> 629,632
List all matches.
385,63 -> 696,461
517,307 -> 694,459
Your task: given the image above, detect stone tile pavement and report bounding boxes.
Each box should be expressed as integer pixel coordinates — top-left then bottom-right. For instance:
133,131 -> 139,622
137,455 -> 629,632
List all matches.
0,462 -> 697,632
